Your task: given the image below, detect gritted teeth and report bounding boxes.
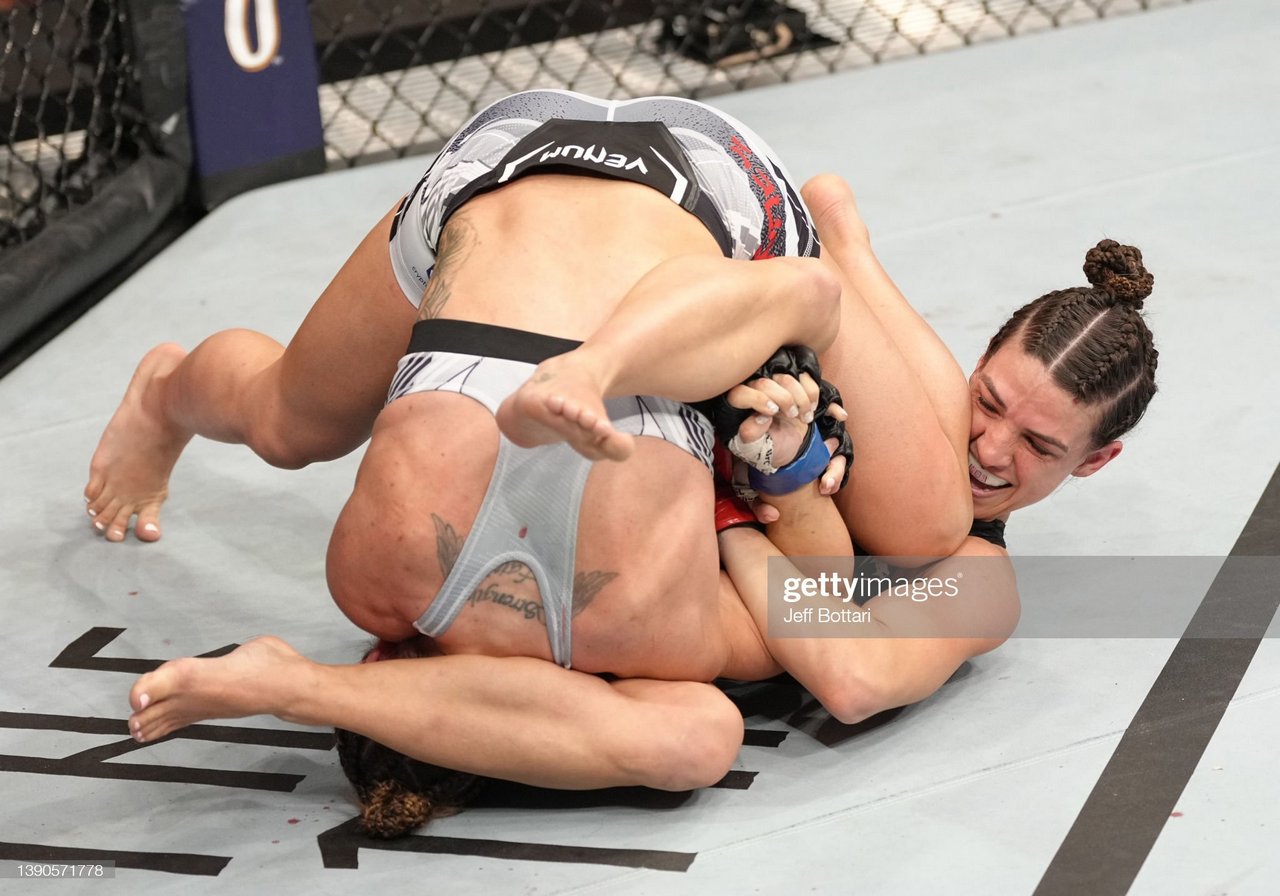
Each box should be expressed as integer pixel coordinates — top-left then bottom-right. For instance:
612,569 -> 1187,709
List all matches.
969,453 -> 1010,488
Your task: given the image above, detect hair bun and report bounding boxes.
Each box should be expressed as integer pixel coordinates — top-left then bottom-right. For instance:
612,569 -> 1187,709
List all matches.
1083,239 -> 1154,307
359,779 -> 433,839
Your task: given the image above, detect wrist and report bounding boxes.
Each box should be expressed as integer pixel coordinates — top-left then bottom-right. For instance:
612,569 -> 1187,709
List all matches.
763,481 -> 825,507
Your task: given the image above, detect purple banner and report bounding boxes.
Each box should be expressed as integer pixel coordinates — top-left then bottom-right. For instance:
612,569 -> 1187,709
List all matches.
181,0 -> 325,205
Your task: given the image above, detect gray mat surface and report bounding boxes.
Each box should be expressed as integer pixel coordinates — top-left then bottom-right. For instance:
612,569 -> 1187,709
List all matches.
2,1 -> 1277,891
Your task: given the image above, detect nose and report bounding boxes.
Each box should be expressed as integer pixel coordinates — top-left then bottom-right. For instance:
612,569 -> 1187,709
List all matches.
971,422 -> 1015,472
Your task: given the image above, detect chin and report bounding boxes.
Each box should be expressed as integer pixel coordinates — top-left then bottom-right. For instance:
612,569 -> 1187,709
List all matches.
973,493 -> 1012,519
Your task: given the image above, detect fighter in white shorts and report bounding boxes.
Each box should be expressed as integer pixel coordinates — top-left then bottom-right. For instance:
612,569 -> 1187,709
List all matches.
381,89 -> 825,668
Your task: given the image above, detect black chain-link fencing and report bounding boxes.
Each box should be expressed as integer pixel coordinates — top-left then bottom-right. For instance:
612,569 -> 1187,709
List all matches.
0,0 -> 1188,363
1,0 -> 1193,243
311,0 -> 1192,167
0,0 -> 187,363
1,0 -> 145,248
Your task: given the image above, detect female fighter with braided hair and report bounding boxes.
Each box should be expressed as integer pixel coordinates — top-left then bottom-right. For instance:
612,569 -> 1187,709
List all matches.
715,191 -> 1159,723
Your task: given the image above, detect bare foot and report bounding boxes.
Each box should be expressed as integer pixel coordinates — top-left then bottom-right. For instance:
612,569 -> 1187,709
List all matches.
495,355 -> 634,462
128,636 -> 308,742
84,343 -> 192,542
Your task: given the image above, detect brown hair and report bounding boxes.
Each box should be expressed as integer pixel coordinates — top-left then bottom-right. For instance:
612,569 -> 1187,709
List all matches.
334,639 -> 486,839
983,239 -> 1158,448
335,727 -> 485,838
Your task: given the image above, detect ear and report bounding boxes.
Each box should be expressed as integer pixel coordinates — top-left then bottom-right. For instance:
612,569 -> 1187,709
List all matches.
1072,441 -> 1122,478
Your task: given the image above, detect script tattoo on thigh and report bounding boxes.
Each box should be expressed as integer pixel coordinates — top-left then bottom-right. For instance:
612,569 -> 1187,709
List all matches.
430,514 -> 618,623
467,561 -> 545,622
417,212 -> 475,321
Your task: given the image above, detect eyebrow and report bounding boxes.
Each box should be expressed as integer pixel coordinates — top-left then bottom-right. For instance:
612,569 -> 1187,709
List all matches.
978,374 -> 1071,453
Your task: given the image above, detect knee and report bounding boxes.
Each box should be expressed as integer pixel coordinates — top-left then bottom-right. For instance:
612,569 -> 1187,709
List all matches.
913,482 -> 973,559
252,432 -> 314,470
805,260 -> 842,327
250,417 -> 357,470
866,512 -> 970,564
626,690 -> 744,792
776,257 -> 841,350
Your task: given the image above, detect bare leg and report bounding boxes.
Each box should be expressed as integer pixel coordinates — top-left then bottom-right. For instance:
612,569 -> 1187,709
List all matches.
496,253 -> 840,461
803,174 -> 970,442
127,639 -> 744,791
84,205 -> 416,542
801,175 -> 973,558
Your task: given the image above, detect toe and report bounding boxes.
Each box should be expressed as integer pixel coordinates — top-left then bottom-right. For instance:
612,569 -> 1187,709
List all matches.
130,707 -> 171,744
86,493 -> 108,522
131,662 -> 181,711
92,498 -> 122,536
135,502 -> 163,542
84,474 -> 103,505
603,431 -> 634,462
103,505 -> 135,542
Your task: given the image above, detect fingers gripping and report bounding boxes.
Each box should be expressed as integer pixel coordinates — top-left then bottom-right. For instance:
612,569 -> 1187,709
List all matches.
815,378 -> 854,491
703,345 -> 823,444
706,345 -> 855,501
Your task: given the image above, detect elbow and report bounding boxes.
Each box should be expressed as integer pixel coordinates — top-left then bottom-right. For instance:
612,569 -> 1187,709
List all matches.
812,676 -> 894,727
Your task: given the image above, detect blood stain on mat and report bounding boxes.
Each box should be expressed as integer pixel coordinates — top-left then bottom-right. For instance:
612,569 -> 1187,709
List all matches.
288,818 -> 300,825
1170,811 -> 1184,818
518,526 -> 528,538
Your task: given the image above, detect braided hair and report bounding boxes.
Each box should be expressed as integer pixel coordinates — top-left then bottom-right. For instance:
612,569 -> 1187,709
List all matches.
983,239 -> 1158,447
334,639 -> 487,839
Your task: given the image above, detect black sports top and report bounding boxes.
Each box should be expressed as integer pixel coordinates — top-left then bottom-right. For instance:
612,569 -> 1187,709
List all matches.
968,518 -> 1006,549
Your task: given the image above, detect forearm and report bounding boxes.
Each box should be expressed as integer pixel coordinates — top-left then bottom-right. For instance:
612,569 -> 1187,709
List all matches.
290,653 -> 742,791
721,530 -> 1019,723
719,526 -> 883,723
762,482 -> 854,558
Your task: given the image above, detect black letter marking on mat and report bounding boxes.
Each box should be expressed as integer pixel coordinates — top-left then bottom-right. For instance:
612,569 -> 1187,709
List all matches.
1035,462 -> 1280,896
0,841 -> 230,876
317,817 -> 697,872
50,626 -> 237,674
0,710 -> 328,790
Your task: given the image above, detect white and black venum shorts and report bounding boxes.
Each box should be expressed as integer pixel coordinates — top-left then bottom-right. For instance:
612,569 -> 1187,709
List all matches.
388,88 -> 820,307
